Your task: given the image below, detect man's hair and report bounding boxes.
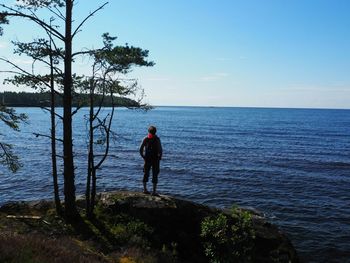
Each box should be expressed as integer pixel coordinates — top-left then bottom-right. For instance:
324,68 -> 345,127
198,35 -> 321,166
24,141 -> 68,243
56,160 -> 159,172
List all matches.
148,126 -> 157,135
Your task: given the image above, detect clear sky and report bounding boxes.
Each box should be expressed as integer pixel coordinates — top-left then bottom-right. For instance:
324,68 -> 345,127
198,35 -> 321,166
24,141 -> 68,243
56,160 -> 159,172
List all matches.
1,0 -> 350,108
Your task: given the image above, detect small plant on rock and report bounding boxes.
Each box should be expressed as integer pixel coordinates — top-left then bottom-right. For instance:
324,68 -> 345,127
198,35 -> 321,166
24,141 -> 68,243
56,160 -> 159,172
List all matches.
200,207 -> 255,263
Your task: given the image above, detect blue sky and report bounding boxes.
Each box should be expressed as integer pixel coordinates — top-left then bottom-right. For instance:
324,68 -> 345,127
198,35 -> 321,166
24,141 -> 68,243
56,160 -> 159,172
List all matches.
1,0 -> 350,108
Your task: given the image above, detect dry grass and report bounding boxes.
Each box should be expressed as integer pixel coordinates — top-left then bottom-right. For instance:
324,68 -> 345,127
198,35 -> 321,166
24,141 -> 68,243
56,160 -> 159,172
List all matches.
0,233 -> 112,263
110,247 -> 177,263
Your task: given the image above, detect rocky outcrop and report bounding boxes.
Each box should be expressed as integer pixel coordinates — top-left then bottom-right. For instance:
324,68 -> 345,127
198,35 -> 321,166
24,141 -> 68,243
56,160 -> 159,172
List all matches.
0,191 -> 299,262
98,191 -> 299,263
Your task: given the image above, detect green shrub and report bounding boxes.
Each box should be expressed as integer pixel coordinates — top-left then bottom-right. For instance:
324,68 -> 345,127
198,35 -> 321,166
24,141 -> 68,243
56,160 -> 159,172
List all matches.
94,205 -> 154,248
200,207 -> 255,263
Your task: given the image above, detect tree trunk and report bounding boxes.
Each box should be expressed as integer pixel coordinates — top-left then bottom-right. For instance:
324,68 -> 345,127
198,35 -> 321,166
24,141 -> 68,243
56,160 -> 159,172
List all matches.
91,166 -> 97,213
63,0 -> 78,221
50,31 -> 62,215
86,153 -> 92,216
86,80 -> 94,217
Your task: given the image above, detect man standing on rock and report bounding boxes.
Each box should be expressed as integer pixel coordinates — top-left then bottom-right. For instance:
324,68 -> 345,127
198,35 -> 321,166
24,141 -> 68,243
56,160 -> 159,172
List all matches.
139,125 -> 163,196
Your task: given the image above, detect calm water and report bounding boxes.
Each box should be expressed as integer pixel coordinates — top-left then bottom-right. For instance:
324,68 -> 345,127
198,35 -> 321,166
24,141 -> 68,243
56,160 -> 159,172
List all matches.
1,107 -> 350,262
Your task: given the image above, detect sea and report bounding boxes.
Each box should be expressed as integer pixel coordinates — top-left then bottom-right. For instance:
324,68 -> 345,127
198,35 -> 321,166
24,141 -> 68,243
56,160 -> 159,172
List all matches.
0,106 -> 349,263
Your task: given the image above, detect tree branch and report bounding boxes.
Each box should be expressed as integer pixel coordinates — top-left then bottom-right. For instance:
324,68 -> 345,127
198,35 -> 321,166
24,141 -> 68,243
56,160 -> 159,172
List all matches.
72,49 -> 95,58
40,106 -> 63,120
54,6 -> 65,20
31,56 -> 62,75
46,6 -> 65,21
0,141 -> 21,172
0,5 -> 64,40
95,91 -> 114,169
42,17 -> 65,60
55,154 -> 65,159
33,132 -> 63,142
0,57 -> 52,89
72,2 -> 108,39
71,104 -> 83,116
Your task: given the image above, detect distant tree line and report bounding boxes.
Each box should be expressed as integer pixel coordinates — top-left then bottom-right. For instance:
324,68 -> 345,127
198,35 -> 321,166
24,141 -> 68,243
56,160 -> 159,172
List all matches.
0,91 -> 140,108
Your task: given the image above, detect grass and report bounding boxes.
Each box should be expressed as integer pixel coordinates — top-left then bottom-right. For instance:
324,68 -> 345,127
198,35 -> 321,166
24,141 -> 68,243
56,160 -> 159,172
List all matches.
0,199 -> 177,263
0,233 -> 110,263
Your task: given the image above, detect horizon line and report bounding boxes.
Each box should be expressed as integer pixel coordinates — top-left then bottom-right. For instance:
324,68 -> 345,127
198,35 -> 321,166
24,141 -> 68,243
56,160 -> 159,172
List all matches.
152,105 -> 350,111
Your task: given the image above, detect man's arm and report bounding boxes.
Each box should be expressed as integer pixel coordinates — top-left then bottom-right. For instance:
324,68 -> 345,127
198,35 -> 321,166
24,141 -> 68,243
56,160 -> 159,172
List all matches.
158,138 -> 163,160
139,138 -> 146,159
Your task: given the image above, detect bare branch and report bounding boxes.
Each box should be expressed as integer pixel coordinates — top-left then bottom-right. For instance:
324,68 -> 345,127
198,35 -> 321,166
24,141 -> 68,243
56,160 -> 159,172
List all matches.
0,5 -> 64,40
40,106 -> 63,120
72,48 -> 109,58
33,132 -> 63,142
72,49 -> 95,58
91,69 -> 110,121
0,57 -> 51,89
42,17 -> 65,60
54,6 -> 65,20
26,9 -> 64,61
0,70 -> 26,76
95,90 -> 115,169
71,101 -> 85,116
32,56 -> 62,75
72,2 -> 108,39
46,6 -> 65,21
92,90 -> 105,121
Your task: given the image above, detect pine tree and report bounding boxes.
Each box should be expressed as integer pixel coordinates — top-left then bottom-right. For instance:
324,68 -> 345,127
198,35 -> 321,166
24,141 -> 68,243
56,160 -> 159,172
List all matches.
0,105 -> 27,172
84,33 -> 154,217
1,1 -> 154,221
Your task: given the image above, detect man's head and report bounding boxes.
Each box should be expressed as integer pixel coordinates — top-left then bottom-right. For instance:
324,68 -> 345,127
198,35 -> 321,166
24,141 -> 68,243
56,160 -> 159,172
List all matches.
148,125 -> 157,135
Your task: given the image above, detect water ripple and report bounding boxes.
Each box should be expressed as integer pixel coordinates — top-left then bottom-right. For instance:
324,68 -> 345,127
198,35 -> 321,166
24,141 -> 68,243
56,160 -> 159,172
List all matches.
1,107 -> 350,262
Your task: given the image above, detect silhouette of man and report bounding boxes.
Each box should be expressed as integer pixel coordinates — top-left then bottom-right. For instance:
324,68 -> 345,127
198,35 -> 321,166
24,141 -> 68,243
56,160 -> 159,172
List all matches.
139,125 -> 163,196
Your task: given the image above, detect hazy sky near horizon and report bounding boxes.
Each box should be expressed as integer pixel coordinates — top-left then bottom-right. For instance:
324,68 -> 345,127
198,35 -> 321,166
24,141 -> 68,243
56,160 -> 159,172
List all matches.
0,0 -> 349,108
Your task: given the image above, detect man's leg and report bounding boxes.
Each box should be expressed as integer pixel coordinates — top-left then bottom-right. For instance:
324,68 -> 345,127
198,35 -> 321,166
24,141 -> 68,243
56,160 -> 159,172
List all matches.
143,161 -> 151,194
151,160 -> 160,195
152,183 -> 157,195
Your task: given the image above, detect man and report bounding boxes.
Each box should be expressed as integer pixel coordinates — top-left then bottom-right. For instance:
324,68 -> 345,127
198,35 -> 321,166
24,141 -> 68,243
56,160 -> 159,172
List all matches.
139,125 -> 163,196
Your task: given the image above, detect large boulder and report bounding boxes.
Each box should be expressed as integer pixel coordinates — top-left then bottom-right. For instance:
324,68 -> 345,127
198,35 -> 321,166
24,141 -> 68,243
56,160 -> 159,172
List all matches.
98,191 -> 299,263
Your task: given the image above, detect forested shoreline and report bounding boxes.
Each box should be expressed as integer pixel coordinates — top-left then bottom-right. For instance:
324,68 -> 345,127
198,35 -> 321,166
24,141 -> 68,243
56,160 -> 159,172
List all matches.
0,91 -> 140,107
